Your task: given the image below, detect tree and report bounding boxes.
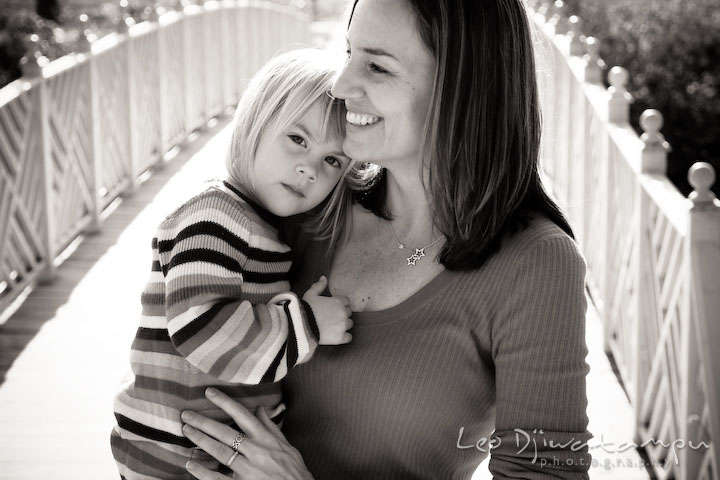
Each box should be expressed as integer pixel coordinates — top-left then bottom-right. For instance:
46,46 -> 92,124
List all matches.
36,0 -> 60,22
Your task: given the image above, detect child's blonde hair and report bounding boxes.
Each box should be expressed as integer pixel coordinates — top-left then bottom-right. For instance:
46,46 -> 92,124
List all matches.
226,48 -> 352,250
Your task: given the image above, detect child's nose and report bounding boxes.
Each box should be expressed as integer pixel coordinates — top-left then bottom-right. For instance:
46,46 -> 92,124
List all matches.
295,164 -> 317,183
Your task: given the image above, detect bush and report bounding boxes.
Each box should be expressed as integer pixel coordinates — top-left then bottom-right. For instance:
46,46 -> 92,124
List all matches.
561,0 -> 720,196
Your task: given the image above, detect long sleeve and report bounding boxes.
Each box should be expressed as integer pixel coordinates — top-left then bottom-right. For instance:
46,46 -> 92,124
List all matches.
488,235 -> 592,479
152,190 -> 319,384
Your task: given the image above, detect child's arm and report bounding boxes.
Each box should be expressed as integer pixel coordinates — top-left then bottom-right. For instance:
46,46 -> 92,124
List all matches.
155,193 -> 348,384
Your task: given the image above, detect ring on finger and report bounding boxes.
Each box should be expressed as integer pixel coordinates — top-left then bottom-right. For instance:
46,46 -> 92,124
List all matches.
226,450 -> 240,467
231,432 -> 247,452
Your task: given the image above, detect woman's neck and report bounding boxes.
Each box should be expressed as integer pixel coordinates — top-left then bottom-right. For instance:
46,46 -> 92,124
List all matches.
382,169 -> 439,242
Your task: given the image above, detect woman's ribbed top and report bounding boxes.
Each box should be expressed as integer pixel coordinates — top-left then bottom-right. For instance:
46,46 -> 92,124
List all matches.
282,215 -> 592,479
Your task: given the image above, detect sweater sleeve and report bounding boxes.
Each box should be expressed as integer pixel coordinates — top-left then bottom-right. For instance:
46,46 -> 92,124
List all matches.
487,235 -> 592,479
155,194 -> 320,385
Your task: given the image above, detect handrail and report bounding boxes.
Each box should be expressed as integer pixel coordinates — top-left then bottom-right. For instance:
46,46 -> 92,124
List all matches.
0,0 -> 312,319
526,1 -> 720,478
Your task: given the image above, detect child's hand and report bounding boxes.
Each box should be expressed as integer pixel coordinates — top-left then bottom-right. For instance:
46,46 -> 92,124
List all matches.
302,276 -> 353,345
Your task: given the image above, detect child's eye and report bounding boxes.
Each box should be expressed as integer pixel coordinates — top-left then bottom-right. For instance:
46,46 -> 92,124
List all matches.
288,134 -> 306,147
324,156 -> 343,169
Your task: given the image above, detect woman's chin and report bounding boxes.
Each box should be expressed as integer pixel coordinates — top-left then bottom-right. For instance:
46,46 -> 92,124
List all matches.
343,139 -> 376,164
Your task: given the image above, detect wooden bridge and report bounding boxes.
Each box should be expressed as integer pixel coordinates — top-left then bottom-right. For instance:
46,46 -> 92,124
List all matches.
0,1 -> 718,479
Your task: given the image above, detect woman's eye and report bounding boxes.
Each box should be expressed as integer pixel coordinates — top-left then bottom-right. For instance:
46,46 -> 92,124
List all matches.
369,63 -> 389,75
288,134 -> 306,147
324,156 -> 342,168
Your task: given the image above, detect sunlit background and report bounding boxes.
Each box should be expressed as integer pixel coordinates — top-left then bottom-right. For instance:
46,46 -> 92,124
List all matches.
0,0 -> 718,479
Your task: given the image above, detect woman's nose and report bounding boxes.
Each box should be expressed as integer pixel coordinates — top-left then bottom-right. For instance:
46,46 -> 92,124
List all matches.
295,164 -> 317,183
330,61 -> 361,100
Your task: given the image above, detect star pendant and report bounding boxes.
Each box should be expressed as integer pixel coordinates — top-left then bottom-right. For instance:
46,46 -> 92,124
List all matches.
405,248 -> 426,266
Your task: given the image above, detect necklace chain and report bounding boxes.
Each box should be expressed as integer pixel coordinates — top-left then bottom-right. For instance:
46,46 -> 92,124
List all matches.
387,221 -> 443,266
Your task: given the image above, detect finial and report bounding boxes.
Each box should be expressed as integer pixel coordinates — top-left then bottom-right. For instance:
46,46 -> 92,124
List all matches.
537,1 -> 550,21
567,15 -> 583,56
639,109 -> 670,173
75,15 -> 94,52
688,162 -> 717,206
20,35 -> 48,78
146,4 -> 161,22
583,37 -> 603,84
640,110 -> 670,151
607,66 -> 632,123
116,0 -> 134,32
608,66 -> 628,90
549,0 -> 568,35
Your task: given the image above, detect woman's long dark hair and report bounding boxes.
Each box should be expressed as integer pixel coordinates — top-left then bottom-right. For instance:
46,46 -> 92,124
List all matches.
347,0 -> 573,270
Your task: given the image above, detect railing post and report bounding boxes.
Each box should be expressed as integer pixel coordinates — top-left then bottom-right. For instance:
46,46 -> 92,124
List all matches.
687,162 -> 720,479
118,7 -> 141,192
182,2 -> 194,134
78,26 -> 104,232
20,47 -> 56,282
152,4 -> 170,159
633,109 -> 670,443
220,0 -> 233,110
599,69 -> 629,353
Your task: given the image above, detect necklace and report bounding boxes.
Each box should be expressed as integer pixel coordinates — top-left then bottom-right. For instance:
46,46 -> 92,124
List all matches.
387,221 -> 444,266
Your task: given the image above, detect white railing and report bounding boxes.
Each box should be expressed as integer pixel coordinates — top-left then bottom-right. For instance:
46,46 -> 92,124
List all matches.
527,1 -> 720,479
0,0 -> 312,317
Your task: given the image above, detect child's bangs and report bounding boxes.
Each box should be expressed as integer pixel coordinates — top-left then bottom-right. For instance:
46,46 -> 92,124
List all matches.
274,81 -> 346,144
321,94 -> 347,143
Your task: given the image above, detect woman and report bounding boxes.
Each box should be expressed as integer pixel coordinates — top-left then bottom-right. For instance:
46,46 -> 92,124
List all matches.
180,0 -> 592,478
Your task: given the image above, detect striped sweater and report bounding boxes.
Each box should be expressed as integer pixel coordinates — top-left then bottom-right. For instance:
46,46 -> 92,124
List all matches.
111,181 -> 319,479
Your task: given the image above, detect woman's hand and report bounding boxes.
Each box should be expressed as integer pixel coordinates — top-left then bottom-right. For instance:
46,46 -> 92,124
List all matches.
182,388 -> 313,480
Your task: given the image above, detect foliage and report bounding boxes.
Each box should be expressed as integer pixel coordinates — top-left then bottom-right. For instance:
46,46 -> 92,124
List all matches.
0,0 -> 305,89
561,0 -> 720,196
0,9 -> 72,87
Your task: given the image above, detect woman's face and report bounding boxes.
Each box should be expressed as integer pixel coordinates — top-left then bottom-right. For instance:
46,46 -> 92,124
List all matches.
331,0 -> 435,167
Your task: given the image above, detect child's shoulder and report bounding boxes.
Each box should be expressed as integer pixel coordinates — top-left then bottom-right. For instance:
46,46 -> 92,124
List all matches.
160,181 -> 254,229
158,181 -> 281,244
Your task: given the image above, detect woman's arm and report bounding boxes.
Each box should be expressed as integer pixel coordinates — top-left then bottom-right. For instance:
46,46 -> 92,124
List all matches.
182,388 -> 313,480
488,235 -> 592,479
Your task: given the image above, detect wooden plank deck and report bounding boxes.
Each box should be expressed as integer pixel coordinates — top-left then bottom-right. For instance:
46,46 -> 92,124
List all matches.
0,117 -> 650,479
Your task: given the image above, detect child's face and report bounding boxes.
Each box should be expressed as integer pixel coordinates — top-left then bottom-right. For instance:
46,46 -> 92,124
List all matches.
251,102 -> 349,217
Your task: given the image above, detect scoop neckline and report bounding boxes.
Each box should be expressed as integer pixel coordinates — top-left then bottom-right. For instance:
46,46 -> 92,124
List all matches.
338,267 -> 454,326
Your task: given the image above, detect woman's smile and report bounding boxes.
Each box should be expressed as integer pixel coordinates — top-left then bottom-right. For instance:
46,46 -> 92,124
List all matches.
346,111 -> 382,126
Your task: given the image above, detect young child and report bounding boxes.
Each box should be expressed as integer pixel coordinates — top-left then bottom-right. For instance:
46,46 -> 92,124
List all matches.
111,49 -> 353,479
